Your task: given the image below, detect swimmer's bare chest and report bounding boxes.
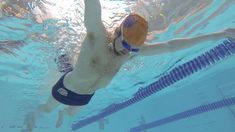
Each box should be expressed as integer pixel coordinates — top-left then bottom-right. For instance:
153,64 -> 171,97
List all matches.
64,33 -> 126,94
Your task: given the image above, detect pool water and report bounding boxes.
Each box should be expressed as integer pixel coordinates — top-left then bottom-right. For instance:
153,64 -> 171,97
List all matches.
0,0 -> 235,132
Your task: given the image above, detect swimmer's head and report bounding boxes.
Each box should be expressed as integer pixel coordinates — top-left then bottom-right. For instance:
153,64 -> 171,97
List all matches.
120,13 -> 148,46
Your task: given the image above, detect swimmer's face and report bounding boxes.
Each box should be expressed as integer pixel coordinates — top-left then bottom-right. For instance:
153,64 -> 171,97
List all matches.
113,26 -> 140,55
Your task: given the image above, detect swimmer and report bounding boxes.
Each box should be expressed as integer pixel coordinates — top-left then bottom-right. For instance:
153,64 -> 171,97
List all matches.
133,0 -> 214,41
24,0 -> 235,131
0,1 -> 28,18
185,0 -> 235,36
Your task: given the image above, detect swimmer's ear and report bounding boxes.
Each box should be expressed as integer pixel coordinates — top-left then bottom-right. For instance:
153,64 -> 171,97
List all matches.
114,27 -> 121,37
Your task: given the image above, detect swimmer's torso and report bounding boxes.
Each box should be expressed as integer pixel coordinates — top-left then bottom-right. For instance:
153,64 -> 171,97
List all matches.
63,27 -> 128,94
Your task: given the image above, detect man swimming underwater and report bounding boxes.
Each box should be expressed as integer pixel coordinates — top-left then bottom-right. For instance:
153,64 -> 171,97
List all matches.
25,0 -> 235,131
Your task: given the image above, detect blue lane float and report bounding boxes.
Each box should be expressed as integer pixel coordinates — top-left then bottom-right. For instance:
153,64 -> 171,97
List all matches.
71,39 -> 235,131
130,96 -> 235,132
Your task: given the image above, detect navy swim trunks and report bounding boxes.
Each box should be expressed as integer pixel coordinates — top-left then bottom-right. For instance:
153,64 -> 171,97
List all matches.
52,72 -> 94,106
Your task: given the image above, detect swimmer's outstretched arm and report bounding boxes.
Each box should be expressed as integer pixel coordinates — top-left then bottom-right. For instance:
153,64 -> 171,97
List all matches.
140,28 -> 235,56
84,0 -> 105,35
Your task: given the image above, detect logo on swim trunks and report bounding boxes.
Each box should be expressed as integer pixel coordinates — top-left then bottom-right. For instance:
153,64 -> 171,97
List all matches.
57,88 -> 68,96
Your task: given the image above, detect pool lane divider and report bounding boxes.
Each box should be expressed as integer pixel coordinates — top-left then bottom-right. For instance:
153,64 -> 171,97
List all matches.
71,39 -> 235,131
130,96 -> 235,132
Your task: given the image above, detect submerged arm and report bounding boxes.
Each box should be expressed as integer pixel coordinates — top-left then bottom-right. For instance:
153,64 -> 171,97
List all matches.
83,0 -> 104,35
139,31 -> 227,56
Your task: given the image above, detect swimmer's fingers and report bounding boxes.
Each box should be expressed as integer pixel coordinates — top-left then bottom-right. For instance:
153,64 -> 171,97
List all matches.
224,28 -> 235,39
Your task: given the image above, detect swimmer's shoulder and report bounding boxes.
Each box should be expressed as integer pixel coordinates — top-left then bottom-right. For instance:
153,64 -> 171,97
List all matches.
85,25 -> 108,44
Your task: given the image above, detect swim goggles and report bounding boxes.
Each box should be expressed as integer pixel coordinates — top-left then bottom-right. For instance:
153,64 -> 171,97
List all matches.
120,26 -> 140,53
121,40 -> 140,52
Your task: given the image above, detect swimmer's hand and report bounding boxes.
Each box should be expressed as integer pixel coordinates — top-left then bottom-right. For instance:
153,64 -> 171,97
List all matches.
224,28 -> 235,41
